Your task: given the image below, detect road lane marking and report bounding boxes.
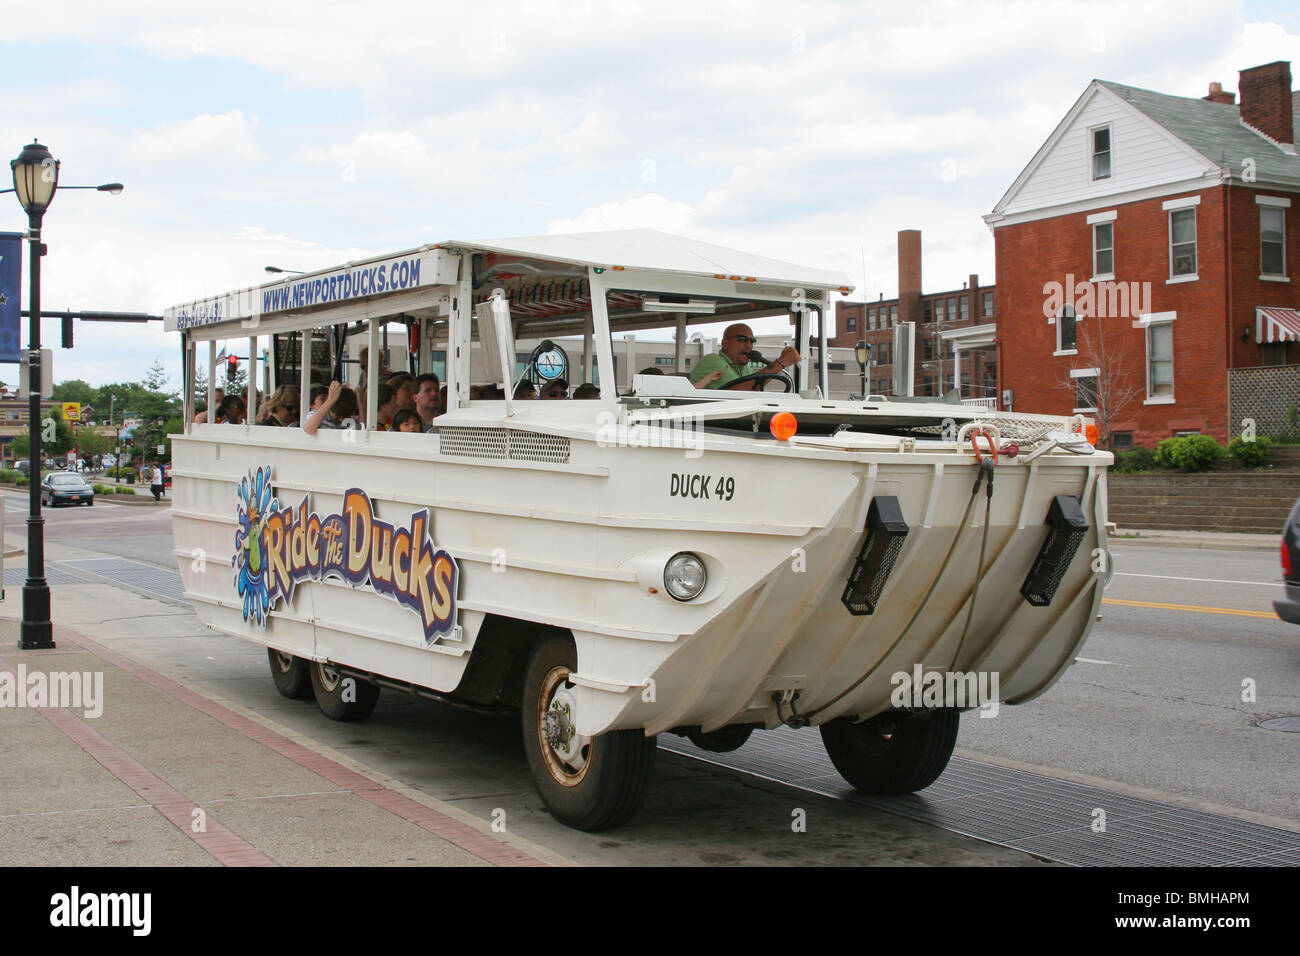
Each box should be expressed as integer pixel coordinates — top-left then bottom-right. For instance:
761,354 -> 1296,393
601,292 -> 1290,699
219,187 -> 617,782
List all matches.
1102,598 -> 1278,619
1114,572 -> 1277,587
1075,657 -> 1126,665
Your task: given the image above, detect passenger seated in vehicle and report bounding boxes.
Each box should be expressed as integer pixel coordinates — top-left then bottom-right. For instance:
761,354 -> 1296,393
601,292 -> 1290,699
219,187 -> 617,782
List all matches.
573,383 -> 600,399
392,408 -> 424,433
374,383 -> 397,430
302,382 -> 359,435
514,381 -> 537,400
259,386 -> 300,426
541,378 -> 568,399
192,387 -> 227,423
214,395 -> 246,424
414,373 -> 441,426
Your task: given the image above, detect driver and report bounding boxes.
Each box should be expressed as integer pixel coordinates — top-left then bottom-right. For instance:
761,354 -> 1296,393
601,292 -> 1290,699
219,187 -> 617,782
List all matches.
688,324 -> 800,390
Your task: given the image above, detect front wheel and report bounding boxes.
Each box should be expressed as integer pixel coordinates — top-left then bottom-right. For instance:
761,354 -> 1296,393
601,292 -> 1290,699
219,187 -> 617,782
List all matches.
521,634 -> 656,830
309,660 -> 380,721
820,709 -> 959,795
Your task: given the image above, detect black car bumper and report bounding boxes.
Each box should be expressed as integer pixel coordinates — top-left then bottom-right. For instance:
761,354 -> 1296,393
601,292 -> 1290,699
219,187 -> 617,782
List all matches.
1275,582 -> 1300,625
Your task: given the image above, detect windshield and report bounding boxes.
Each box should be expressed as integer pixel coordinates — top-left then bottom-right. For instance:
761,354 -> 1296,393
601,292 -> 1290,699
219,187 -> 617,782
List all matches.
50,475 -> 84,486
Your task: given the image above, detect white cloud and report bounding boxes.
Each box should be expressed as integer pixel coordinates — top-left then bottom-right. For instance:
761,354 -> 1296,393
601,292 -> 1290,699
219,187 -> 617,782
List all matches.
547,194 -> 696,234
126,111 -> 263,164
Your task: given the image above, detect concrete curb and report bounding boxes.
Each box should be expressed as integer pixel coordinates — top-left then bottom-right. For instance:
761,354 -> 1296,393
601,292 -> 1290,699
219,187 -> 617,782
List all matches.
1108,532 -> 1279,553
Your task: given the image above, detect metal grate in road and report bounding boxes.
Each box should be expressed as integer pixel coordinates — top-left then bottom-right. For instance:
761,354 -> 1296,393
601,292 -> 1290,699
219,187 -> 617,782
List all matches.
54,558 -> 190,606
659,728 -> 1300,867
3,567 -> 88,586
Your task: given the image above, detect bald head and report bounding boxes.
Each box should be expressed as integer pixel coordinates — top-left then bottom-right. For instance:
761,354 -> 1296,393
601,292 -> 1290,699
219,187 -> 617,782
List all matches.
720,324 -> 755,365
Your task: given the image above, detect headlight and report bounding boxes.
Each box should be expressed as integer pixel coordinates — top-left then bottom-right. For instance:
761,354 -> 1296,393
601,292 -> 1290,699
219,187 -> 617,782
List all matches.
664,552 -> 707,601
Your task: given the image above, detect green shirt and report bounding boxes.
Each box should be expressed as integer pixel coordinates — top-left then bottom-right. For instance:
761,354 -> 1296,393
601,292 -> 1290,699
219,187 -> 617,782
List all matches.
689,353 -> 755,388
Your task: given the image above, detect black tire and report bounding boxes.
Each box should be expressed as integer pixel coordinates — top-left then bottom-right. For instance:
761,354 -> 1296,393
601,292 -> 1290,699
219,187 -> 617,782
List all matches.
268,649 -> 314,700
686,724 -> 754,753
522,633 -> 656,830
309,660 -> 380,721
820,708 -> 959,795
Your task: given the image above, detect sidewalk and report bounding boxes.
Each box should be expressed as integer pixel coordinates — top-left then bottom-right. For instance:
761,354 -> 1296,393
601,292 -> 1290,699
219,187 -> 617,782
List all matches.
0,586 -> 564,868
1107,527 -> 1281,552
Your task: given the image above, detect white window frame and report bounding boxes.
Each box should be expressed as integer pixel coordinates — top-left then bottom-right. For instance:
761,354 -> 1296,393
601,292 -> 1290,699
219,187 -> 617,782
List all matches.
1257,195 -> 1289,280
1088,209 -> 1117,281
1164,196 -> 1199,283
1070,366 -> 1099,413
1139,311 -> 1176,404
1090,125 -> 1112,181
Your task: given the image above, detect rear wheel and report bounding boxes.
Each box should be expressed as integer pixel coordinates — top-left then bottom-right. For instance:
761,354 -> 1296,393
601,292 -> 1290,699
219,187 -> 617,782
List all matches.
268,649 -> 314,700
820,709 -> 959,795
309,660 -> 380,721
522,634 -> 656,830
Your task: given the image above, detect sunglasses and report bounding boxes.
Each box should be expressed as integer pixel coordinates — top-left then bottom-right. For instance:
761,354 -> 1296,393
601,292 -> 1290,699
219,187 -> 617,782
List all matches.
727,335 -> 754,343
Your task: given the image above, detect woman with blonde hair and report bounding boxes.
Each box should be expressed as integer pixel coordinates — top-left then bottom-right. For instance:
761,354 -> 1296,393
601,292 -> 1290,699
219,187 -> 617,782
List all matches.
259,385 -> 300,426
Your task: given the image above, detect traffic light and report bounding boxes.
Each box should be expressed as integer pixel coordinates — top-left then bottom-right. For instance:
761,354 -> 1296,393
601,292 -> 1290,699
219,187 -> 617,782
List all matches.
62,315 -> 73,349
226,353 -> 238,382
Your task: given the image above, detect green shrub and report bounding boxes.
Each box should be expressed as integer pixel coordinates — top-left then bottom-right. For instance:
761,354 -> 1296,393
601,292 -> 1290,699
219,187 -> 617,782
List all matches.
0,468 -> 22,483
14,476 -> 27,486
1167,435 -> 1222,472
1227,434 -> 1272,468
1113,448 -> 1159,473
115,486 -> 135,495
91,484 -> 112,495
1154,437 -> 1181,469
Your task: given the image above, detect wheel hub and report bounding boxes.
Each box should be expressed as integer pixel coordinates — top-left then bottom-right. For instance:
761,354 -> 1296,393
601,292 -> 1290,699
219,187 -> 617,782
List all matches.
536,668 -> 591,783
544,687 -> 582,763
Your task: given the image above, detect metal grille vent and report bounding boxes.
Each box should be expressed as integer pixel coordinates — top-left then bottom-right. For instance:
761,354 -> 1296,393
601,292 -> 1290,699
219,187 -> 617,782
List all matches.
438,427 -> 570,464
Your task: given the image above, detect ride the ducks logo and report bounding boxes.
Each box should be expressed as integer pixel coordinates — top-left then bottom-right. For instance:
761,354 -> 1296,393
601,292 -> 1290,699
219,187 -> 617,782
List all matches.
233,465 -> 458,642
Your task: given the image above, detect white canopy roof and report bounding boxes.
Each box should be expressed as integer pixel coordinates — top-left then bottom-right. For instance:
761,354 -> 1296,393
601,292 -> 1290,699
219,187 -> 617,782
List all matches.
444,229 -> 854,292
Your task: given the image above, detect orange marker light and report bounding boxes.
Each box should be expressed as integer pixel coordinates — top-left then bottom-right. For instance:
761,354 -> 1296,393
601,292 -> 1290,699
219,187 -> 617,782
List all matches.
1085,423 -> 1099,446
770,412 -> 798,441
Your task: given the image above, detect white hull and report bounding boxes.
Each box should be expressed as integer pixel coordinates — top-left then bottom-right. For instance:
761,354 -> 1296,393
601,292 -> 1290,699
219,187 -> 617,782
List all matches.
172,406 -> 1108,738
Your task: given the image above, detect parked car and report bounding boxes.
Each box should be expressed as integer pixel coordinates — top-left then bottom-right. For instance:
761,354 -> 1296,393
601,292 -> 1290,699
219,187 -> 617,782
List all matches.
1275,496 -> 1300,625
14,460 -> 29,476
101,454 -> 117,469
41,472 -> 95,507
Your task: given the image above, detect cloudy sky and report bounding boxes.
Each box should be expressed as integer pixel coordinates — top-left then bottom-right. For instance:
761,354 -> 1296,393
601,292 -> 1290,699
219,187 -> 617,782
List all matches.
2,0 -> 1298,388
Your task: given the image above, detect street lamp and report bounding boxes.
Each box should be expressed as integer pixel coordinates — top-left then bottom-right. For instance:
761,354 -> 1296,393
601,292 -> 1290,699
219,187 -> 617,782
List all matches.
264,266 -> 304,274
6,142 -> 121,649
854,340 -> 871,399
9,142 -> 59,649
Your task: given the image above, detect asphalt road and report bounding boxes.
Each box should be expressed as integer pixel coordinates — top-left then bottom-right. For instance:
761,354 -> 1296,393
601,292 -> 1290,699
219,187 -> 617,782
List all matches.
8,495 -> 1297,862
957,544 -> 1298,821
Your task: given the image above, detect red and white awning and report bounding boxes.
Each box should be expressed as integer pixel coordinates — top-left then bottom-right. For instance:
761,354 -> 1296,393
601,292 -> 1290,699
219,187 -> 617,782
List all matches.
1257,307 -> 1300,343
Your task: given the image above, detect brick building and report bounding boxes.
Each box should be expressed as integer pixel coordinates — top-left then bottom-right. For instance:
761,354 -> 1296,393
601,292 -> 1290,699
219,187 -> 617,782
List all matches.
984,61 -> 1300,447
832,230 -> 997,401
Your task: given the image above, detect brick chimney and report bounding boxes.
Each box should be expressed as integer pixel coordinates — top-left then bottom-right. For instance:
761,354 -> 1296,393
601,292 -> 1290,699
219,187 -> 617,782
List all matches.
1238,61 -> 1293,145
897,230 -> 922,327
1203,81 -> 1236,105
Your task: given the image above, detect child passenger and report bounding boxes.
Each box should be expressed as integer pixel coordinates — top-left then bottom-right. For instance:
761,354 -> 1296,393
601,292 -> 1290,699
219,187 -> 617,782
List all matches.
392,408 -> 424,433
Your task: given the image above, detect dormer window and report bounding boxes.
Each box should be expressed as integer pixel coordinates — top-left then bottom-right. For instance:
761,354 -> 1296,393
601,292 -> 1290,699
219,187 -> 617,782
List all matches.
1092,126 -> 1111,180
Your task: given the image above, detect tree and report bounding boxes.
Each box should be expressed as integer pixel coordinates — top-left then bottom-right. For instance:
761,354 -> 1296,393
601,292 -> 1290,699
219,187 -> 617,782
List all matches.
144,359 -> 170,395
1056,317 -> 1143,448
73,429 -> 112,458
52,379 -> 98,406
11,415 -> 75,458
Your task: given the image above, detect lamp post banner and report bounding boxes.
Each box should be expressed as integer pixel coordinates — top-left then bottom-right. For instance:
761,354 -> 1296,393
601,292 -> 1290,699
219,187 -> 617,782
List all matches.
0,232 -> 21,363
